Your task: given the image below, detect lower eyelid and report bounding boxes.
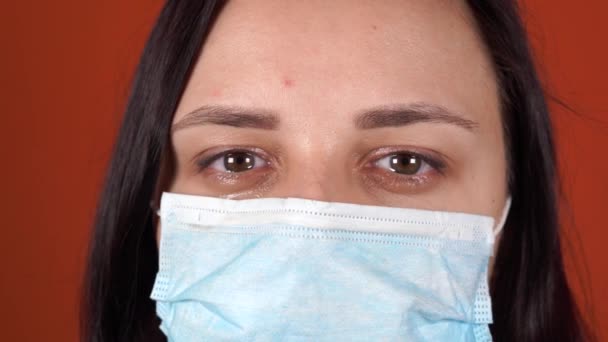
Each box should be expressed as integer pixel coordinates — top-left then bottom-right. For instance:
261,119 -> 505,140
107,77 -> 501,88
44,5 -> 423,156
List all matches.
361,165 -> 440,194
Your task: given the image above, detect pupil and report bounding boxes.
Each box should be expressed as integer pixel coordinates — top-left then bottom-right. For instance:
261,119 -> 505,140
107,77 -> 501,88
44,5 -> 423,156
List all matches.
389,154 -> 421,175
224,152 -> 255,172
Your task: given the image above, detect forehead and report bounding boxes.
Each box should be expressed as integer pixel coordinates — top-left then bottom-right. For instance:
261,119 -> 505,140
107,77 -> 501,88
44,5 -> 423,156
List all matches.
175,0 -> 499,126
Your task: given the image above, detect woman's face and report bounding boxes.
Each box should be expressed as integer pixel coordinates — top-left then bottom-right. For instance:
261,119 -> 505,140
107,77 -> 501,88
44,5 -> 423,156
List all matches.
161,0 -> 508,225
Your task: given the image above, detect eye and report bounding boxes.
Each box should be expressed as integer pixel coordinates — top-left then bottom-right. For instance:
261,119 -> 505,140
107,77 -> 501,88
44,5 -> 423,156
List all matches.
204,150 -> 268,173
362,149 -> 447,194
374,152 -> 437,175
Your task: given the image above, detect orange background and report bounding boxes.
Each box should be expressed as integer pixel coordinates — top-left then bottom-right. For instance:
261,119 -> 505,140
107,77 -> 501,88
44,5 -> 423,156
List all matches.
0,1 -> 606,341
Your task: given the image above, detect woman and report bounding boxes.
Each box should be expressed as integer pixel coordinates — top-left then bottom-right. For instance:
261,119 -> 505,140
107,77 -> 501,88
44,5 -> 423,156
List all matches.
82,0 -> 593,341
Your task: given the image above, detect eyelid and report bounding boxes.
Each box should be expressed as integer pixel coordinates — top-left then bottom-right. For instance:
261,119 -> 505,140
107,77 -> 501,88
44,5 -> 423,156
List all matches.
363,147 -> 448,175
376,153 -> 422,171
194,147 -> 271,172
193,145 -> 447,177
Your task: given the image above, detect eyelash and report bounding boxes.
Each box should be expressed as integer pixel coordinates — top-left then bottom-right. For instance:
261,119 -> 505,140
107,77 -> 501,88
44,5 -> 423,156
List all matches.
199,149 -> 269,173
195,147 -> 446,177
373,152 -> 444,175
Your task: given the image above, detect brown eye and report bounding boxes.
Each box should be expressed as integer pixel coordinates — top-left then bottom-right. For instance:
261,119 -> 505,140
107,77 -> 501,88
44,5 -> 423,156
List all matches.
368,149 -> 446,193
223,151 -> 256,172
387,153 -> 422,175
200,149 -> 268,174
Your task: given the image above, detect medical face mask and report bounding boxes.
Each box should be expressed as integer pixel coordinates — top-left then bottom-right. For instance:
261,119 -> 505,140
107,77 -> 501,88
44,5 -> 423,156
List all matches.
151,192 -> 511,341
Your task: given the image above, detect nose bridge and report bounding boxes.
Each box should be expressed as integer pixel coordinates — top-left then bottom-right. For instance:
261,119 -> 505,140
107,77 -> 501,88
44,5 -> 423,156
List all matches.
271,140 -> 343,202
273,113 -> 358,202
279,166 -> 374,205
281,156 -> 336,201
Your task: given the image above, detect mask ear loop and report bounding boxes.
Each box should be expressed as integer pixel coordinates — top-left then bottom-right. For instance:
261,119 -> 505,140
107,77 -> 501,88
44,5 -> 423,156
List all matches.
150,200 -> 161,217
493,196 -> 512,237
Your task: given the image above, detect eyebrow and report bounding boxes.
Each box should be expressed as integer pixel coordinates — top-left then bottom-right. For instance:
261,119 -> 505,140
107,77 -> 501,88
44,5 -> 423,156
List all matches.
171,102 -> 478,132
354,102 -> 478,130
171,105 -> 280,132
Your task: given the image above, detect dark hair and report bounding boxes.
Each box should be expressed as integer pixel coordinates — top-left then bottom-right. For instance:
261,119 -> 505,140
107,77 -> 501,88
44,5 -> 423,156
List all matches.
81,0 -> 594,341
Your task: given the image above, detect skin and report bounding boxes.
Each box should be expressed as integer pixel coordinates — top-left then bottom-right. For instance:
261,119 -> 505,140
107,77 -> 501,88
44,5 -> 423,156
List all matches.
155,0 -> 509,245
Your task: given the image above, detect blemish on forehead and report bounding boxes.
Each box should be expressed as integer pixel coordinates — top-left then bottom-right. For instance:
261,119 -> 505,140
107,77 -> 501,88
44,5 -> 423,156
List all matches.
372,24 -> 378,30
211,88 -> 223,97
282,77 -> 294,88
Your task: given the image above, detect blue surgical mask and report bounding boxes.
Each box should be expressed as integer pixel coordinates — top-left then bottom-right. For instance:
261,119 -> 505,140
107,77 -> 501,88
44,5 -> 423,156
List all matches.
151,192 -> 511,341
